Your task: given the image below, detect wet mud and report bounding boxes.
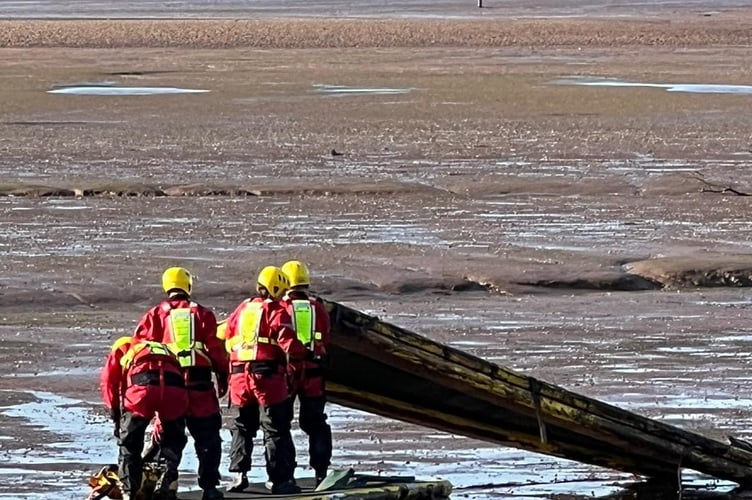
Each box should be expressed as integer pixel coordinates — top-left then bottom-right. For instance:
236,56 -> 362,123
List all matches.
2,1 -> 752,499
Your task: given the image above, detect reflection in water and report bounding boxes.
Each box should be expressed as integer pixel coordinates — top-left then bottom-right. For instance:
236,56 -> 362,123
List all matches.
48,85 -> 210,96
551,77 -> 752,95
312,83 -> 414,96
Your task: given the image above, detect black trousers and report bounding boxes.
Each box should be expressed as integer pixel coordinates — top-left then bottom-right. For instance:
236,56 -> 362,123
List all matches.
186,412 -> 223,490
228,402 -> 296,485
291,394 -> 332,477
118,412 -> 186,495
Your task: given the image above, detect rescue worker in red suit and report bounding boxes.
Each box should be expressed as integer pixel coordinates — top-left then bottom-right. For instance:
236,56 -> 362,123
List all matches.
133,267 -> 229,500
100,337 -> 188,500
224,266 -> 306,495
280,260 -> 332,486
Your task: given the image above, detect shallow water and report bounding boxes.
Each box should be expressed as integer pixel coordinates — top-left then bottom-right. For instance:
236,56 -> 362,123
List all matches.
48,86 -> 210,96
553,78 -> 752,95
1,390 -> 737,499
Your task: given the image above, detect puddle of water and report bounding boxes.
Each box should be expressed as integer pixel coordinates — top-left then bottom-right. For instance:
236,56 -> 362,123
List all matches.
552,77 -> 752,95
48,86 -> 210,96
0,391 -> 112,465
312,84 -> 414,96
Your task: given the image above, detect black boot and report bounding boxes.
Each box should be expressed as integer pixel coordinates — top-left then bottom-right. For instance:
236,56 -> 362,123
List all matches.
271,479 -> 301,495
201,487 -> 224,500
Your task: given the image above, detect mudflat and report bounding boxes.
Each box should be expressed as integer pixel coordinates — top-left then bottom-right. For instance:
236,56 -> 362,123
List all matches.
2,2 -> 752,498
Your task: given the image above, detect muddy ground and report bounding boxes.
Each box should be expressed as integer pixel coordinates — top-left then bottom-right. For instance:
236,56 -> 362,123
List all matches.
2,1 -> 752,498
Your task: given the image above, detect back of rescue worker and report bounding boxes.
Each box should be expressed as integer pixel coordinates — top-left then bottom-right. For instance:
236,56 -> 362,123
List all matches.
100,337 -> 188,500
133,267 -> 229,500
280,260 -> 333,486
223,265 -> 306,495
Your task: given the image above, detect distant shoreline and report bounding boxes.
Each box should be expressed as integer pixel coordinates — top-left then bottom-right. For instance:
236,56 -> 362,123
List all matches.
1,17 -> 751,49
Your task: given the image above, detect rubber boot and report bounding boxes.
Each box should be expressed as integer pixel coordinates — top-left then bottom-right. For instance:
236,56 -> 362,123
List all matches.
152,476 -> 178,500
201,487 -> 224,500
227,472 -> 249,492
271,479 -> 301,495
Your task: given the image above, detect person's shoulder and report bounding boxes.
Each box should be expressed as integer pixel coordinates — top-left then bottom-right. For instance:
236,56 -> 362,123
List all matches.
141,303 -> 164,316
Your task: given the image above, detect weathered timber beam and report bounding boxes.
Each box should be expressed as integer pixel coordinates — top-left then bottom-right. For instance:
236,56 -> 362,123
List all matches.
325,300 -> 752,484
327,382 -> 679,480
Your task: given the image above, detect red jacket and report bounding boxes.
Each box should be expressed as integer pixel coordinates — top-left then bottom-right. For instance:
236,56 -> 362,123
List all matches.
224,297 -> 306,364
100,340 -> 188,421
134,296 -> 228,377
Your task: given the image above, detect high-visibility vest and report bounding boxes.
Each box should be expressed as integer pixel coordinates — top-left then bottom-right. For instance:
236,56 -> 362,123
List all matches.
225,300 -> 278,361
289,299 -> 323,349
120,341 -> 173,370
162,302 -> 206,368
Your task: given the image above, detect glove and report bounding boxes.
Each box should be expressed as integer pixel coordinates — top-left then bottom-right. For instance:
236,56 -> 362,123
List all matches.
216,374 -> 229,398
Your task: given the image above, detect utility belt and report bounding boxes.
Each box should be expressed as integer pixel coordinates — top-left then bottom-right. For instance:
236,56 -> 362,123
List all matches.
131,370 -> 185,388
231,360 -> 282,377
184,366 -> 213,391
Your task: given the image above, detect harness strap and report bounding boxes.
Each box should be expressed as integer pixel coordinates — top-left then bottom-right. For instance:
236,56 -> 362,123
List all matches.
131,370 -> 185,387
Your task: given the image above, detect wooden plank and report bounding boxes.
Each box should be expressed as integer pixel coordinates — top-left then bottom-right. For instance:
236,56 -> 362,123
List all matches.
178,477 -> 452,499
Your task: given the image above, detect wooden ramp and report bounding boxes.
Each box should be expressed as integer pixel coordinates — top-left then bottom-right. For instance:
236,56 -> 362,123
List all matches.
322,300 -> 752,486
178,475 -> 452,500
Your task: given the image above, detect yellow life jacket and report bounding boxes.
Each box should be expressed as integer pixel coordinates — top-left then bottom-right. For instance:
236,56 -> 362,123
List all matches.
290,299 -> 323,348
225,300 -> 277,361
163,303 -> 206,368
120,341 -> 173,370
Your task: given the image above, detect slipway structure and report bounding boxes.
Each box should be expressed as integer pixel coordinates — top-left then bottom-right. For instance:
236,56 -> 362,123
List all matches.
322,300 -> 752,486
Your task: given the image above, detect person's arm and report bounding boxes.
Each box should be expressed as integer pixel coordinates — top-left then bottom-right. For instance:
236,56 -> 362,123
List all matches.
202,308 -> 229,375
315,300 -> 331,350
100,351 -> 122,411
133,306 -> 159,340
100,351 -> 123,436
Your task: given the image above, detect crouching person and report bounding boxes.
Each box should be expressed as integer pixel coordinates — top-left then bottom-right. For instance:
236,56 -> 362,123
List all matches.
100,337 -> 188,500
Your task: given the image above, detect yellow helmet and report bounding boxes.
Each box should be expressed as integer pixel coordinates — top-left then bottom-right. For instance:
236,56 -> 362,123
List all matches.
111,336 -> 133,354
281,260 -> 310,287
162,267 -> 192,295
257,265 -> 288,299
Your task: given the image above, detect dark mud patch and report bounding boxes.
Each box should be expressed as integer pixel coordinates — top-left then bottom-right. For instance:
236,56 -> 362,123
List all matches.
519,272 -> 661,291
163,184 -> 258,196
638,173 -> 715,196
449,173 -> 747,198
379,278 -> 492,295
444,177 -> 637,197
511,256 -> 752,291
0,183 -> 75,197
106,70 -> 182,77
75,183 -> 167,197
625,256 -> 752,288
247,181 -> 442,197
0,181 -> 440,198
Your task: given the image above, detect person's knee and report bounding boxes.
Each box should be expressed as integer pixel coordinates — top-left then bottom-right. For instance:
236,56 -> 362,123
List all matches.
299,414 -> 328,435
